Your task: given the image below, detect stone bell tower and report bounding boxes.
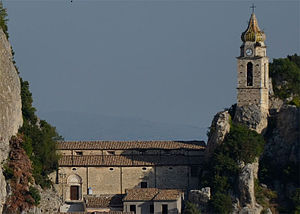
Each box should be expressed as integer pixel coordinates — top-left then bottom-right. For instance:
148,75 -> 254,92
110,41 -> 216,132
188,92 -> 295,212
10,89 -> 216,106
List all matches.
235,9 -> 269,133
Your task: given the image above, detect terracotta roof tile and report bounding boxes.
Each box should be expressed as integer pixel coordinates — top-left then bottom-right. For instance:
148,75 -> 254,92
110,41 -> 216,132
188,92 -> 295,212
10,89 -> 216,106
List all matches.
153,189 -> 182,201
123,188 -> 159,201
84,195 -> 123,208
123,188 -> 182,201
58,155 -> 203,166
57,141 -> 205,150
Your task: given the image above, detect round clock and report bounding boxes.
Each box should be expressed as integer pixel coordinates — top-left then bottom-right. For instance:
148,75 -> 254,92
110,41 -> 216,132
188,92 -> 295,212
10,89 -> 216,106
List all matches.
246,48 -> 253,56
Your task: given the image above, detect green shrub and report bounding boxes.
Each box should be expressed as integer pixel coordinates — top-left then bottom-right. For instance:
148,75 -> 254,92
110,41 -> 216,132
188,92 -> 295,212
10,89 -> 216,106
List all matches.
289,96 -> 300,107
184,201 -> 201,214
28,186 -> 41,205
269,55 -> 300,101
209,192 -> 232,214
2,163 -> 14,180
221,124 -> 265,164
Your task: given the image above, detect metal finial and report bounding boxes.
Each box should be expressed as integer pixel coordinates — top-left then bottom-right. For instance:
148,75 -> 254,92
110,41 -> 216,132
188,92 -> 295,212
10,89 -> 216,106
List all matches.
250,4 -> 256,13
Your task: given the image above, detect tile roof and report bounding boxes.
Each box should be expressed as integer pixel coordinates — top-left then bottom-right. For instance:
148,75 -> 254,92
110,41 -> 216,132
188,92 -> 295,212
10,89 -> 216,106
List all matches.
84,195 -> 123,208
57,141 -> 205,150
59,155 -> 203,166
123,188 -> 182,201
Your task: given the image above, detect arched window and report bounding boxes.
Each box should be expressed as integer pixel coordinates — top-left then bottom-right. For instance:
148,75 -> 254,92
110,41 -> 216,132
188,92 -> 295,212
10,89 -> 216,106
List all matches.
247,62 -> 253,86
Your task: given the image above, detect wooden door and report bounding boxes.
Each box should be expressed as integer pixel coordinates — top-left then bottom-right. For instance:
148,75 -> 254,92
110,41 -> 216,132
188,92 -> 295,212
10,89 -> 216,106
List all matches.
70,186 -> 79,200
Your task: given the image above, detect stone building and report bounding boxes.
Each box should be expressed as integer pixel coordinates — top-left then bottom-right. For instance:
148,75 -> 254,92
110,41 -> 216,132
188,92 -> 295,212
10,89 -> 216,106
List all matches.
53,140 -> 205,205
123,188 -> 183,214
235,10 -> 269,133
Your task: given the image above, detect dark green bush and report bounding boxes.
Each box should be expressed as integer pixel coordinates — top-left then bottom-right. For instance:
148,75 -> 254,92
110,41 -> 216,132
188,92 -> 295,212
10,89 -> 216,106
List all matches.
19,78 -> 62,188
209,192 -> 232,214
28,186 -> 41,206
2,163 -> 14,180
269,55 -> 300,106
184,201 -> 201,214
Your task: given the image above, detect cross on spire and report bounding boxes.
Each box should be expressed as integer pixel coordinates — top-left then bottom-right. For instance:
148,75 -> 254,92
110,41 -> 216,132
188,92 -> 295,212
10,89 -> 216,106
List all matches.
250,4 -> 256,13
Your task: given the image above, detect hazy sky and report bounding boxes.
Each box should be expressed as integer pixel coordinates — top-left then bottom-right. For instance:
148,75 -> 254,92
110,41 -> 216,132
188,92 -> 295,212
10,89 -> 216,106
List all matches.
3,0 -> 299,139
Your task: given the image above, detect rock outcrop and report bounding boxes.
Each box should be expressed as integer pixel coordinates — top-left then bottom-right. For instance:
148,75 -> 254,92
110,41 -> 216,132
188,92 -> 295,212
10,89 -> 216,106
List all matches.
0,28 -> 23,213
189,188 -> 211,213
233,105 -> 268,134
205,110 -> 231,157
237,160 -> 263,214
264,105 -> 299,166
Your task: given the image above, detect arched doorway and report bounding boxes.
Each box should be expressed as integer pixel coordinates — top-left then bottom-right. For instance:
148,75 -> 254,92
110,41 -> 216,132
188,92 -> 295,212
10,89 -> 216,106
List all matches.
67,174 -> 82,201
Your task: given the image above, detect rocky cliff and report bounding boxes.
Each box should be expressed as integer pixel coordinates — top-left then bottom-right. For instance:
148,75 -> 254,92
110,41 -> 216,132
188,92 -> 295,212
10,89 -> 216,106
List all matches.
0,28 -> 23,213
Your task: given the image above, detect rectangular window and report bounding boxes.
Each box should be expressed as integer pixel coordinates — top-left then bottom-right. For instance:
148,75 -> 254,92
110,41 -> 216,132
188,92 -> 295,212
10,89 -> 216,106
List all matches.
141,182 -> 147,188
130,205 -> 136,213
162,204 -> 168,214
191,166 -> 198,177
75,151 -> 83,156
150,204 -> 154,213
264,63 -> 267,87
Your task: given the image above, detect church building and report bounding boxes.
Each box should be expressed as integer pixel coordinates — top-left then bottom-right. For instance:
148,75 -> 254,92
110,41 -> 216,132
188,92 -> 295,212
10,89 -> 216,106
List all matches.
54,8 -> 269,214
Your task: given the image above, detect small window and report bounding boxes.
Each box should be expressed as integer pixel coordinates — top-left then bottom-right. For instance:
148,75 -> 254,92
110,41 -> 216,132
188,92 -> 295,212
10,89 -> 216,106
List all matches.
72,168 -> 77,171
130,205 -> 136,213
169,167 -> 173,170
75,151 -> 83,156
162,204 -> 168,214
150,204 -> 154,213
107,151 -> 115,155
142,167 -> 147,171
109,168 -> 114,171
191,166 -> 198,177
141,182 -> 147,188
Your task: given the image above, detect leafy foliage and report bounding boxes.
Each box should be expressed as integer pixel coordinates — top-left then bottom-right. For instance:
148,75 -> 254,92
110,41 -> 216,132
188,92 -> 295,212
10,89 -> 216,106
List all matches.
269,54 -> 300,106
201,124 -> 265,213
19,79 -> 62,188
209,192 -> 232,214
184,201 -> 201,214
29,186 -> 41,206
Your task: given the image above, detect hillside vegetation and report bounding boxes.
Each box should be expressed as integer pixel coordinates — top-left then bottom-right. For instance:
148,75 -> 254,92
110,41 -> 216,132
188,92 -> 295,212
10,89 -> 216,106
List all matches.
270,54 -> 300,106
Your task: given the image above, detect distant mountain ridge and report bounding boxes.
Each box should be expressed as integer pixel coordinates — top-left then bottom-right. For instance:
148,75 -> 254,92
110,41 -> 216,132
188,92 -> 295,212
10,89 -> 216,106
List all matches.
38,111 -> 207,141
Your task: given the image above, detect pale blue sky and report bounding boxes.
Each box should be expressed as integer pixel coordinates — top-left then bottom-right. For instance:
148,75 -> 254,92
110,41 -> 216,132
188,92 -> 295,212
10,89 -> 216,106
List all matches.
3,1 -> 299,140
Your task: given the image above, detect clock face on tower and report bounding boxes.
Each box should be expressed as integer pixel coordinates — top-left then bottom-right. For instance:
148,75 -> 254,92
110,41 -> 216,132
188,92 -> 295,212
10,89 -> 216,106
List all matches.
246,48 -> 253,56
